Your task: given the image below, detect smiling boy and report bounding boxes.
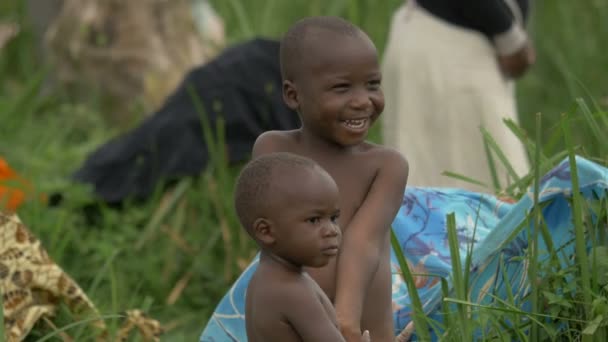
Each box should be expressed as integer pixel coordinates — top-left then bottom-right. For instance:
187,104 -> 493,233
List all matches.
252,17 -> 409,341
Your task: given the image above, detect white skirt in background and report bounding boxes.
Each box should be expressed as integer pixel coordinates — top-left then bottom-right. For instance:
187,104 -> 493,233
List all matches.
381,4 -> 529,192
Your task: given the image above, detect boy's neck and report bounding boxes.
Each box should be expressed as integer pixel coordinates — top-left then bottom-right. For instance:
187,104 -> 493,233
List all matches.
260,250 -> 303,274
298,127 -> 358,155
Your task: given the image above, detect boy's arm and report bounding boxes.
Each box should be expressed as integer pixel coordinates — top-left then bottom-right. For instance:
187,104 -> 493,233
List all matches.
283,284 -> 347,342
334,149 -> 408,340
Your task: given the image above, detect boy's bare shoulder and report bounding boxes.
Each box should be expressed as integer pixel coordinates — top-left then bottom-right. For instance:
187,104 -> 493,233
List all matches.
253,272 -> 320,312
252,130 -> 298,157
360,142 -> 409,175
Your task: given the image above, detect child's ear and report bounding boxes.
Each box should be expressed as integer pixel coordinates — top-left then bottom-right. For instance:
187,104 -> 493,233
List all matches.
253,218 -> 275,245
282,80 -> 299,111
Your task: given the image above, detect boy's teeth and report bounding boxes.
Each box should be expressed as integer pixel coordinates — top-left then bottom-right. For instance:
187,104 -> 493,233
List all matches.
344,119 -> 366,128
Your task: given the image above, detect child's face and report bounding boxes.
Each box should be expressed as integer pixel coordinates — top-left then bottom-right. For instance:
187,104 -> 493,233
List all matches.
286,31 -> 384,147
269,167 -> 341,268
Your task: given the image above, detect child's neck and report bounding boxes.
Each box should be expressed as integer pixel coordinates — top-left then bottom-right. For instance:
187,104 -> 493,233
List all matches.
260,250 -> 303,274
298,127 -> 358,155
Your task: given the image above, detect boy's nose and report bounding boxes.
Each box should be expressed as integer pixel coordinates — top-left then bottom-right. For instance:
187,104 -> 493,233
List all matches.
322,222 -> 340,237
348,89 -> 372,110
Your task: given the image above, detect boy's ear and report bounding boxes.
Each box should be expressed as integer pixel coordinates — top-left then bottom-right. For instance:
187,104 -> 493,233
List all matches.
253,218 -> 276,245
282,80 -> 299,111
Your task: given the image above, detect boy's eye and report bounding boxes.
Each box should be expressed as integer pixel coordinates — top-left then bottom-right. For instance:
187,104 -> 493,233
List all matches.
307,217 -> 321,224
332,83 -> 350,92
330,214 -> 340,224
367,80 -> 381,90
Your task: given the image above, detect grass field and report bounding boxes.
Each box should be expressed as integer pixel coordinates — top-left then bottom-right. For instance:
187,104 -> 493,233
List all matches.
1,1 -> 607,340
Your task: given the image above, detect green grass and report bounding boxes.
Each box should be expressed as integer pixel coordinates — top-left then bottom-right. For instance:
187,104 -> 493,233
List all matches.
399,110 -> 608,341
1,0 -> 607,340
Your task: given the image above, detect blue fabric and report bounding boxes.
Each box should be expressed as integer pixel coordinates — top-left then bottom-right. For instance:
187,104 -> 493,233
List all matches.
200,156 -> 608,341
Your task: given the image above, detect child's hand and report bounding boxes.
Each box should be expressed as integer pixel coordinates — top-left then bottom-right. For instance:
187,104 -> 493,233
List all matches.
361,330 -> 371,342
338,318 -> 362,342
341,328 -> 364,342
497,40 -> 536,79
394,322 -> 414,342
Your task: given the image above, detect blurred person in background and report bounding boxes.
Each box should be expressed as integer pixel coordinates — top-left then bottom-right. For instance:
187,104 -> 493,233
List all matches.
382,0 -> 535,192
27,0 -> 225,127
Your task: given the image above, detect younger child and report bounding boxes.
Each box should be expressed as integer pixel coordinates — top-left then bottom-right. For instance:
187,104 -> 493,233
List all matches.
236,152 -> 370,342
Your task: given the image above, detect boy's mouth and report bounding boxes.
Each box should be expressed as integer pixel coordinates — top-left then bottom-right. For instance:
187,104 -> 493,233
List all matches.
322,246 -> 339,256
341,118 -> 368,131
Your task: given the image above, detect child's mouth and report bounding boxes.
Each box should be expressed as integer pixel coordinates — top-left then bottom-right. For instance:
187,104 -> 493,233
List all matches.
341,118 -> 368,131
322,246 -> 339,256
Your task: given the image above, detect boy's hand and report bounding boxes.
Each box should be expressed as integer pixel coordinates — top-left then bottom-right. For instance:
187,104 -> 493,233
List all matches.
361,330 -> 371,342
340,323 -> 363,342
394,322 -> 414,342
497,40 -> 536,79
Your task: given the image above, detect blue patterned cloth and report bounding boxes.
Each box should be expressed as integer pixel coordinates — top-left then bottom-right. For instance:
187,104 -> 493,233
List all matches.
200,156 -> 608,341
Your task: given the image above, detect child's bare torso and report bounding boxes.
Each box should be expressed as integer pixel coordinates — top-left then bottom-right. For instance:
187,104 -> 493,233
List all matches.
246,263 -> 338,342
254,129 -> 394,336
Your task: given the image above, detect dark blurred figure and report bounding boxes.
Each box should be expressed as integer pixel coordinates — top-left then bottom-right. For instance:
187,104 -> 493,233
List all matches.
73,39 -> 300,204
382,0 -> 534,192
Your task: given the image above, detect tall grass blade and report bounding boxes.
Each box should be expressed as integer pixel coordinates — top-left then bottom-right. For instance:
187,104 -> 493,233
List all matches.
576,97 -> 607,158
481,127 -> 523,190
326,0 -> 348,16
439,276 -> 452,338
463,204 -> 480,304
86,250 -> 120,297
390,229 -> 432,341
503,150 -> 569,196
226,0 -> 253,37
347,0 -> 361,25
188,85 -> 217,168
576,98 -> 603,139
482,135 -> 501,192
528,113 -> 542,341
135,178 -> 192,250
3,68 -> 47,131
498,254 -> 521,334
602,194 -> 608,246
443,297 -> 585,325
561,113 -> 592,315
441,171 -> 488,188
503,117 -> 545,164
259,0 -> 279,36
34,315 -> 123,342
446,213 -> 472,339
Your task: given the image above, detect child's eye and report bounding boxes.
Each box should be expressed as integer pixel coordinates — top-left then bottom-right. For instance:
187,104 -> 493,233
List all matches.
367,80 -> 381,91
307,217 -> 321,224
330,213 -> 340,224
332,83 -> 350,92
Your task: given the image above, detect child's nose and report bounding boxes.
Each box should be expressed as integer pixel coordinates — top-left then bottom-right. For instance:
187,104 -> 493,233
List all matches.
323,221 -> 340,237
349,89 -> 372,110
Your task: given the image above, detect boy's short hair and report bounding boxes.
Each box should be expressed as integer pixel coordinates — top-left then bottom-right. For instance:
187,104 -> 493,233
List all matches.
280,16 -> 361,81
234,152 -> 318,234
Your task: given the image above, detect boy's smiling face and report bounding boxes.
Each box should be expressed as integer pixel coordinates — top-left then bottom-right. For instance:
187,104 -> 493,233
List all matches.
283,29 -> 384,147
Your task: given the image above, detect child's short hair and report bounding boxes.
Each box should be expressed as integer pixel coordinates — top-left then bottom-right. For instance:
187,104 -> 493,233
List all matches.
234,152 -> 318,234
279,16 -> 361,81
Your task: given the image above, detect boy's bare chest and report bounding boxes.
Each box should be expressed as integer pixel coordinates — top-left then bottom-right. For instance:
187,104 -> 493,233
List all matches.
320,160 -> 377,225
287,143 -> 378,222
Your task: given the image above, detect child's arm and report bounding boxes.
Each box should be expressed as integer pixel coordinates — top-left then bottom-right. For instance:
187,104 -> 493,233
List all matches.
334,149 -> 408,340
283,284 -> 347,342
